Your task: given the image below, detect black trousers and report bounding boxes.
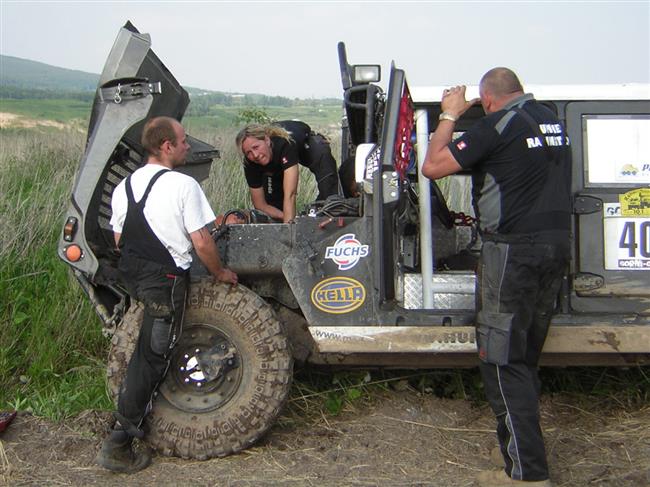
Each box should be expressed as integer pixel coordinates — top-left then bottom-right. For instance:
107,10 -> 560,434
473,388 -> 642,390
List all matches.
303,134 -> 340,201
117,256 -> 187,431
476,240 -> 568,481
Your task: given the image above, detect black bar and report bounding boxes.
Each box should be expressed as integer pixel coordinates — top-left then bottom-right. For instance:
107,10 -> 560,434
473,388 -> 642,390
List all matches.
373,64 -> 404,305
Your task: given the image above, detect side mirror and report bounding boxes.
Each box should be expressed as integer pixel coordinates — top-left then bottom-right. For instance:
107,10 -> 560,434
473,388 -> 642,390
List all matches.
352,65 -> 381,84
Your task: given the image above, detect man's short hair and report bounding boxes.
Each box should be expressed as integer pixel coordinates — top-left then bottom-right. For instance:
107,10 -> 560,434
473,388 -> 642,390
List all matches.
141,116 -> 178,156
479,67 -> 523,98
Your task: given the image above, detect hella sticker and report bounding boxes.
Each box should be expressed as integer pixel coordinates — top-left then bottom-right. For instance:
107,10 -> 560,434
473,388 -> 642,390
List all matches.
324,233 -> 370,270
311,277 -> 366,314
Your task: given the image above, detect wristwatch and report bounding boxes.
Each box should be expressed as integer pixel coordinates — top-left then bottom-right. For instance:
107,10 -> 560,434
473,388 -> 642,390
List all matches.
438,112 -> 458,122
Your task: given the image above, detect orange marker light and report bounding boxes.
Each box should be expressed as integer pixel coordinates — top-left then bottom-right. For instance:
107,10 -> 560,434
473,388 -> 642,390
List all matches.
65,245 -> 83,262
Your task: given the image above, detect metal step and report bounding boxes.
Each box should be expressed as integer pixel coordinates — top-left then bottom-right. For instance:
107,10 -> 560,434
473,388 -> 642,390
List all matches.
402,272 -> 476,310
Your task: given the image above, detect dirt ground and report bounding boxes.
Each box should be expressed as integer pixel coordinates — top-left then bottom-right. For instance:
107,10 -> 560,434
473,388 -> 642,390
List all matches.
1,387 -> 649,487
0,112 -> 68,130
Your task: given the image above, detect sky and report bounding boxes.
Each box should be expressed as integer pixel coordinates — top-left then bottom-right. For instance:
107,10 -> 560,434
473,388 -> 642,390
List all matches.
1,1 -> 649,99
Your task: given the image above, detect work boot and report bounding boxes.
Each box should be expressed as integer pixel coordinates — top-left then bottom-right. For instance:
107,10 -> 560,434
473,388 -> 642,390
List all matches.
490,446 -> 504,467
476,469 -> 553,487
96,429 -> 151,473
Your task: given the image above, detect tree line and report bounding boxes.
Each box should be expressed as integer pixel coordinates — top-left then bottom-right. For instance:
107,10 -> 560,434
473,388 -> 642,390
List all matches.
0,85 -> 341,113
0,86 -> 95,102
185,92 -> 341,116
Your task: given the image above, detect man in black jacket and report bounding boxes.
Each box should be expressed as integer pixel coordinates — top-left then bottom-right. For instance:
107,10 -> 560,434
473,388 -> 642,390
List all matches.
423,68 -> 570,487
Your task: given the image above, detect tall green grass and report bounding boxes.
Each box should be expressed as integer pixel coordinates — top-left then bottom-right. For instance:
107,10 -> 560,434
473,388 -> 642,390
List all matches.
0,129 -> 110,418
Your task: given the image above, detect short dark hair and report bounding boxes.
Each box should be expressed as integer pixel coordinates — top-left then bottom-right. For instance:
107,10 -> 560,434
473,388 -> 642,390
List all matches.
479,67 -> 523,98
141,116 -> 178,156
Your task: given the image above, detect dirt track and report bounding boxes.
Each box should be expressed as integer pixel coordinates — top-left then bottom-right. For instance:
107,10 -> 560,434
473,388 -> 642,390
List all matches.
1,388 -> 649,487
0,112 -> 69,130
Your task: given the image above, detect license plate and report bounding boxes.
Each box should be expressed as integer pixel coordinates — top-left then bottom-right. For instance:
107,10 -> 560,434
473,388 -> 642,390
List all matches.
603,203 -> 650,270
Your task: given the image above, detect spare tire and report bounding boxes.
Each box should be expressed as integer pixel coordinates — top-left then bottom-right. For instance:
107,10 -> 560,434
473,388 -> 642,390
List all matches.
106,280 -> 293,459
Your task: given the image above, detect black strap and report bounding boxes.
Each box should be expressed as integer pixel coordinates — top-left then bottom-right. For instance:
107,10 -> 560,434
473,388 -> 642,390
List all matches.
124,168 -> 170,208
120,168 -> 181,273
113,412 -> 145,439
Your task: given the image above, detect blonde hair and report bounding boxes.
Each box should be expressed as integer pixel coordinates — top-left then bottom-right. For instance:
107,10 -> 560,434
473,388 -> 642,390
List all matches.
235,123 -> 292,155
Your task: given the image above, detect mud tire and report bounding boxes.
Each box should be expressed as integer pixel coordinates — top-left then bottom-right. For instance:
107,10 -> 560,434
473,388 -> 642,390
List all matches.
106,280 -> 293,459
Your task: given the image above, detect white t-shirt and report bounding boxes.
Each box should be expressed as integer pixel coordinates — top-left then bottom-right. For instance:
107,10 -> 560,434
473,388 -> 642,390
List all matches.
110,164 -> 216,269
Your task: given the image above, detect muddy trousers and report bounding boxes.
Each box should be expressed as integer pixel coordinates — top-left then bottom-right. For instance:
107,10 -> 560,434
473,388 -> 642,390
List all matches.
476,240 -> 568,482
304,134 -> 340,201
117,257 -> 187,432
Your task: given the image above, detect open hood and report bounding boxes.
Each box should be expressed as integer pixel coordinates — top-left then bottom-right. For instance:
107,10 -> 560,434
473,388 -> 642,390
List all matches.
60,21 -> 218,281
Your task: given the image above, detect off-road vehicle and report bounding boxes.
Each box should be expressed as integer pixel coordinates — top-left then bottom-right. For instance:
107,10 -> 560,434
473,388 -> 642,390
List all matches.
58,22 -> 650,459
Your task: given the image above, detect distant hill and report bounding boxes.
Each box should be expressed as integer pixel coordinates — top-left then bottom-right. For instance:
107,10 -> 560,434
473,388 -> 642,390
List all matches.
0,55 -> 342,131
0,55 -> 99,92
0,54 -> 341,106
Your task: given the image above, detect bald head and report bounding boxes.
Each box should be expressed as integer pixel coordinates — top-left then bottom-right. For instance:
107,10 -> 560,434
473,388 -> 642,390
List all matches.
478,68 -> 524,113
480,68 -> 524,97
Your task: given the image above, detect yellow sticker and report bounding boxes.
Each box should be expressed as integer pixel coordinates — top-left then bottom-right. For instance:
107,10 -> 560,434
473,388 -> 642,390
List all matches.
619,188 -> 650,217
311,277 -> 366,314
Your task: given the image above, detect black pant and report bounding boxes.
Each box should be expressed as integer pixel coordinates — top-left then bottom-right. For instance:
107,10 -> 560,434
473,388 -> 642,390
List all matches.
476,240 -> 568,481
303,134 -> 340,201
117,256 -> 187,431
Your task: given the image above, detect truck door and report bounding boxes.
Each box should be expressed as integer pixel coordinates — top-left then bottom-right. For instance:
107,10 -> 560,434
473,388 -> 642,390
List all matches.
567,100 -> 650,313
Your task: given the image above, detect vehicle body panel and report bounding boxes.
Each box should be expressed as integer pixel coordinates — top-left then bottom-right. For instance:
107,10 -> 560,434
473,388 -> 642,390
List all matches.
58,22 -> 218,324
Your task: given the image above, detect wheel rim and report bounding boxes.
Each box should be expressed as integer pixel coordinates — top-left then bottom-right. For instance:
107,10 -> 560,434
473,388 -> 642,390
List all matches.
158,323 -> 243,413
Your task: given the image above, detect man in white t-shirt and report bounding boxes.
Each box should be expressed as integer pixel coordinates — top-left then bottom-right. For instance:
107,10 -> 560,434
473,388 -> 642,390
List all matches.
97,116 -> 237,473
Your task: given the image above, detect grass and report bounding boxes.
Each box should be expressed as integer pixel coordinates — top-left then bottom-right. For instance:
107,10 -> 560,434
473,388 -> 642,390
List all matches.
0,98 -> 91,124
287,369 -> 481,418
541,366 -> 650,408
0,130 -> 111,416
285,366 -> 650,422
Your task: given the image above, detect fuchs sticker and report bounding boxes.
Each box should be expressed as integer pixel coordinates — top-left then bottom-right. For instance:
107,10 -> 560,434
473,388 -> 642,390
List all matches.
324,233 -> 370,270
311,277 -> 366,314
